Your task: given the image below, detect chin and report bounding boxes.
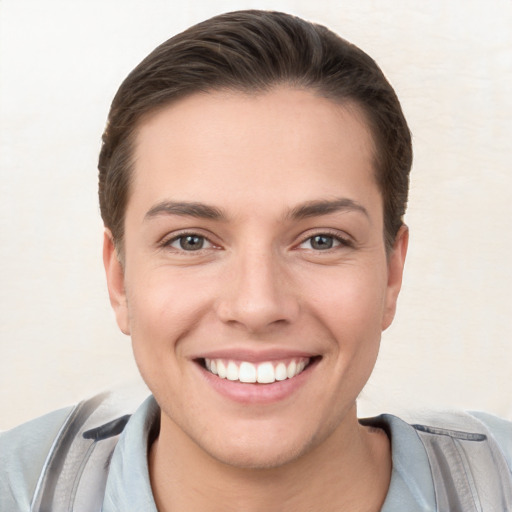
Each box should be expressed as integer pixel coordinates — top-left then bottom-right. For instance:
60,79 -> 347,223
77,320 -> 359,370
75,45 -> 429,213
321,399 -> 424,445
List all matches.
208,438 -> 309,470
195,420 -> 327,471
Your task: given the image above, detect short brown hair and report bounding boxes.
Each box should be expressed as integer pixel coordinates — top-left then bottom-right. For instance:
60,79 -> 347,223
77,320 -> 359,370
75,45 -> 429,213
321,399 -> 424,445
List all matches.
98,10 -> 412,251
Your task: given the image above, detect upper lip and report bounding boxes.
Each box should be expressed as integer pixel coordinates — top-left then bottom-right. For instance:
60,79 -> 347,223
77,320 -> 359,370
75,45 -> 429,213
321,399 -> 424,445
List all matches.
190,348 -> 319,363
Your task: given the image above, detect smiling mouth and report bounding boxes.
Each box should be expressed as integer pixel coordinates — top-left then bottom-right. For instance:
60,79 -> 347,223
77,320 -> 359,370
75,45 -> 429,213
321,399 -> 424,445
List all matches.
199,357 -> 319,384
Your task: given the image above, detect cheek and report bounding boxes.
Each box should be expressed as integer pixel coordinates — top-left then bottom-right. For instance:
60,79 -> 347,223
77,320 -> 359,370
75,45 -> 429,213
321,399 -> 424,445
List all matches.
303,265 -> 387,384
304,265 -> 388,336
125,268 -> 216,354
125,274 -> 193,403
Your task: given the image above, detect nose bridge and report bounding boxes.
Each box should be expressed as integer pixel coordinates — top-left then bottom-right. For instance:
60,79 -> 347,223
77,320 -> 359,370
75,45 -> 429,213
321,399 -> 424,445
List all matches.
216,240 -> 298,331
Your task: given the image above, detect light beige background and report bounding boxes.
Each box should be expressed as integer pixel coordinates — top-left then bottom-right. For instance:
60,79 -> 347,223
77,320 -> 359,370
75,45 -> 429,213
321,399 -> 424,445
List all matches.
1,0 -> 511,430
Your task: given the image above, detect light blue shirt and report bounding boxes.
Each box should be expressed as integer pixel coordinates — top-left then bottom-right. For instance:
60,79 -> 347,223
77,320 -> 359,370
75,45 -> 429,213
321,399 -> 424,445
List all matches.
1,396 -> 511,511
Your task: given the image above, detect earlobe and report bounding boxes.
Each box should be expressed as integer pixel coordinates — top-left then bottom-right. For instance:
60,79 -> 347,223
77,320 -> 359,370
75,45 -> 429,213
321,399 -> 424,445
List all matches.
382,225 -> 409,331
103,229 -> 130,335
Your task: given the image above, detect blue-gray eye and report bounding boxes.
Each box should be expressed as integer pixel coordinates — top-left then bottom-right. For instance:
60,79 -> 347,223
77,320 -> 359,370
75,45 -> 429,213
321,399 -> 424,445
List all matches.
309,235 -> 335,250
170,235 -> 209,251
298,234 -> 347,251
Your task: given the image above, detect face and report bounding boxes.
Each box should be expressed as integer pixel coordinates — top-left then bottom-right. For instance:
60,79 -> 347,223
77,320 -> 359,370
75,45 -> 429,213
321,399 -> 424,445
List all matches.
104,87 -> 407,469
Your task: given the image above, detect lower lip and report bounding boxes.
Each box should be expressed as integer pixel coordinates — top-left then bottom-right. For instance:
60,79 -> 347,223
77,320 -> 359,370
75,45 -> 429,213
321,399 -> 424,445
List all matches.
196,360 -> 318,404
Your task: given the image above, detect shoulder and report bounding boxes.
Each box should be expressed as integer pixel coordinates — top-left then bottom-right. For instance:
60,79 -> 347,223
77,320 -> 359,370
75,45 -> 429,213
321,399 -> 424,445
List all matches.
392,409 -> 512,468
0,389 -> 150,512
366,410 -> 512,511
467,410 -> 512,470
0,406 -> 75,511
394,410 -> 512,510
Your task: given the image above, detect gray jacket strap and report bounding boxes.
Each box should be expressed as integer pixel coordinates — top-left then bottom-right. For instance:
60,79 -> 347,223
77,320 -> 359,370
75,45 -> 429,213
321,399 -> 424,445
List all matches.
413,416 -> 512,512
30,392 -> 134,512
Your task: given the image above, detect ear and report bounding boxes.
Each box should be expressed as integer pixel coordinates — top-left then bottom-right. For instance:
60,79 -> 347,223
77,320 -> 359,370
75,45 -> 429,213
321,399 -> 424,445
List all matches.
382,225 -> 409,331
103,229 -> 130,335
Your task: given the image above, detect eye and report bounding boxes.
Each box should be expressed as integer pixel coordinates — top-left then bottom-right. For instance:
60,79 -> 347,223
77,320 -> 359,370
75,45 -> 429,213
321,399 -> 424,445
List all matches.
167,234 -> 213,251
298,234 -> 350,251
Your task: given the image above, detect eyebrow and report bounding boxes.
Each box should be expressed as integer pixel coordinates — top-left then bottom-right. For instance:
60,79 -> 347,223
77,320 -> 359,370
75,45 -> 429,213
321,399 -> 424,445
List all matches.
145,201 -> 226,221
287,198 -> 369,220
144,197 -> 369,222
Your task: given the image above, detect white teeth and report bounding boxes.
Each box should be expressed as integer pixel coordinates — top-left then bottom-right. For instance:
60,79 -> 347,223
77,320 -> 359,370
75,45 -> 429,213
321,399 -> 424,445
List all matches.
257,362 -> 275,383
204,357 -> 310,383
226,361 -> 239,381
239,362 -> 257,383
286,360 -> 297,379
275,362 -> 287,381
217,360 -> 227,379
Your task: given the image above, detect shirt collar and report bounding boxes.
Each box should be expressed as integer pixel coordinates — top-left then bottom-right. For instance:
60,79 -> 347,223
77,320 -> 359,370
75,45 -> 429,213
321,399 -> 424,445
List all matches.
102,399 -> 436,511
365,414 -> 436,512
102,395 -> 159,512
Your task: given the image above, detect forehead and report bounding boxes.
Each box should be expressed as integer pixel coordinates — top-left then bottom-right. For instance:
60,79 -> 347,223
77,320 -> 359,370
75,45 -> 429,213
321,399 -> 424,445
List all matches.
128,87 -> 380,219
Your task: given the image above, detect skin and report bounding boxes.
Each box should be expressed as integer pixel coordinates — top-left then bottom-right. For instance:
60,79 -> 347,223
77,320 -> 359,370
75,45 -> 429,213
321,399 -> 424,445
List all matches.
104,87 -> 408,511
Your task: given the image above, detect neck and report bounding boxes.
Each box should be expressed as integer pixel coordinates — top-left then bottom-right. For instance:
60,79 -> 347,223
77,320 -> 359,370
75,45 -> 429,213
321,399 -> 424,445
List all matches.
149,406 -> 391,512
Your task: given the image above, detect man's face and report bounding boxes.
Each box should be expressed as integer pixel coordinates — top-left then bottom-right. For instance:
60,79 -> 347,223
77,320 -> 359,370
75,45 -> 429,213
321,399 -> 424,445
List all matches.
104,87 -> 407,468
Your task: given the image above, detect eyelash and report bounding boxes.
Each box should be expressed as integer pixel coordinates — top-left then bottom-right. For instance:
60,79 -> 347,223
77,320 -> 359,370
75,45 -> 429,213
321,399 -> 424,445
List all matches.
160,230 -> 353,253
161,231 -> 217,253
296,231 -> 353,251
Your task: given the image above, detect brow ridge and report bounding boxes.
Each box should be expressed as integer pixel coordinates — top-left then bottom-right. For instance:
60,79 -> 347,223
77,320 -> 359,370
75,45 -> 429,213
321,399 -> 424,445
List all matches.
145,201 -> 225,220
144,198 -> 368,222
287,198 -> 369,220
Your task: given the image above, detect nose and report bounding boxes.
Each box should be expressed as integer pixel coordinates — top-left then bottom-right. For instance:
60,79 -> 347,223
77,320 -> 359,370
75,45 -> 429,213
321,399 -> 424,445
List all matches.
215,247 -> 300,333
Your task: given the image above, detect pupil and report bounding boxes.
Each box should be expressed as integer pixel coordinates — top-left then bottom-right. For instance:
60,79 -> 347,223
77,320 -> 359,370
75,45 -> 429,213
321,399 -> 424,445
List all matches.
311,235 -> 333,250
180,235 -> 204,250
